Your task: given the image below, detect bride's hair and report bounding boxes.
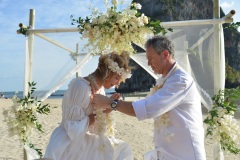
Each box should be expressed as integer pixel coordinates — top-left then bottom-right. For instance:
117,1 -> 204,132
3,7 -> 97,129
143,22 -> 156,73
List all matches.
94,51 -> 132,83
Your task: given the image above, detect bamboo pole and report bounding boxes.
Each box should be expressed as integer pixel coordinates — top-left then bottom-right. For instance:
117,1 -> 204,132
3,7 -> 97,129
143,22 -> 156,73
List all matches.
35,33 -> 75,54
213,1 -> 224,160
23,9 -> 35,96
17,12 -> 234,35
28,9 -> 35,86
76,43 -> 79,78
23,9 -> 35,160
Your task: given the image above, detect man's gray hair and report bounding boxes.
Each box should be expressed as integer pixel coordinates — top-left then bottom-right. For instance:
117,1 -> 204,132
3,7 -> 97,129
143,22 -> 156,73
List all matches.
145,35 -> 175,58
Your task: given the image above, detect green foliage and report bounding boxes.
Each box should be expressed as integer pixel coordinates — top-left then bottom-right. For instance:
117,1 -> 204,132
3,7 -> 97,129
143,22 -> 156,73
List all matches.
18,28 -> 28,35
70,1 -> 175,55
70,1 -> 173,36
18,82 -> 51,117
225,22 -> 240,30
22,82 -> 51,157
3,81 -> 51,158
28,142 -> 43,158
70,15 -> 91,34
21,82 -> 51,157
225,63 -> 240,87
204,87 -> 240,154
146,19 -> 173,35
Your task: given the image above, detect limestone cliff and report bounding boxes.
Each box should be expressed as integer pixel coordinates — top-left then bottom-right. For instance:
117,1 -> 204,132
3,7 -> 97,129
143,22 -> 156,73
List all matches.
117,0 -> 240,92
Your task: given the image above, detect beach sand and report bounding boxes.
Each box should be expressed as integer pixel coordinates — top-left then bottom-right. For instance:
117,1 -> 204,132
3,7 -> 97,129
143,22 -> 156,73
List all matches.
1,97 -> 240,160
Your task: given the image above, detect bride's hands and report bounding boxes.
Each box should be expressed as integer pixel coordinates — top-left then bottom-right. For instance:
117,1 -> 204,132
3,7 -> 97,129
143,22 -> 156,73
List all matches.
110,92 -> 121,101
103,93 -> 120,114
92,92 -> 121,110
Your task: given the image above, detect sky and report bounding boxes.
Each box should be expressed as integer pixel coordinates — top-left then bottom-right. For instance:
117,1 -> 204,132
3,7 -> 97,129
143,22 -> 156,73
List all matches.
0,0 -> 239,92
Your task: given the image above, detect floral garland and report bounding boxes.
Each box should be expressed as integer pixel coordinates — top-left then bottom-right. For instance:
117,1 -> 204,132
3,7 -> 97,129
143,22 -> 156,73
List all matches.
147,80 -> 174,141
204,87 -> 240,154
71,0 -> 172,55
107,58 -> 131,80
93,106 -> 117,151
87,75 -> 116,139
2,82 -> 51,158
147,65 -> 178,140
93,109 -> 115,137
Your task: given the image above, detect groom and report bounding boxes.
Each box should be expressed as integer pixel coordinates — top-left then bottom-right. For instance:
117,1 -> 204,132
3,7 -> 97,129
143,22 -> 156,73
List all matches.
93,35 -> 206,160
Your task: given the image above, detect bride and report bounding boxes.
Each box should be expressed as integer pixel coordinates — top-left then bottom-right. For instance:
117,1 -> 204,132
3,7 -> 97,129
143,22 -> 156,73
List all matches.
44,51 -> 133,160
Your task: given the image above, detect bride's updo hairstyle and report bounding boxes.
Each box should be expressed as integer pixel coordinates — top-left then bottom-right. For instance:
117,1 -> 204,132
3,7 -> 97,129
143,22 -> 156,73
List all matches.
95,51 -> 132,84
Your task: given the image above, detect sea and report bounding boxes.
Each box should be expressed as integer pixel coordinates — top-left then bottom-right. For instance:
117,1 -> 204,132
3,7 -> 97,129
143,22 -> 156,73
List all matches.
1,88 -> 116,99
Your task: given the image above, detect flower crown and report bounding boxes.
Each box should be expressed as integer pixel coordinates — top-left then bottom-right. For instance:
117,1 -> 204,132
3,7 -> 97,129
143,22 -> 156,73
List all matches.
107,58 -> 131,80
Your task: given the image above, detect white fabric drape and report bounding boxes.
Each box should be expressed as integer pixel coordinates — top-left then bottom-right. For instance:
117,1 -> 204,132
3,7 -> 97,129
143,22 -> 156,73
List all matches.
31,23 -> 225,111
130,23 -> 225,110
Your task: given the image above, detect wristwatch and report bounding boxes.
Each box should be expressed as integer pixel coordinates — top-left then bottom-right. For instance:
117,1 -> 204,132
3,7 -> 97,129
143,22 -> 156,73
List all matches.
111,99 -> 119,111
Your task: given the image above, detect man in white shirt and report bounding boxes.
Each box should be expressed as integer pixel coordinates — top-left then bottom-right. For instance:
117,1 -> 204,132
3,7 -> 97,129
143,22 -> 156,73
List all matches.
93,35 -> 206,160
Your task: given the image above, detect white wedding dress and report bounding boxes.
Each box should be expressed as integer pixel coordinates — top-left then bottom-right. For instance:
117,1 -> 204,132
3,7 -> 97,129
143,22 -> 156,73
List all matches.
44,77 -> 133,160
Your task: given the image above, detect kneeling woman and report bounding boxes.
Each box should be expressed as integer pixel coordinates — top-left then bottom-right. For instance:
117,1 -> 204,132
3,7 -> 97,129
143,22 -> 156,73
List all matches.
44,51 -> 133,160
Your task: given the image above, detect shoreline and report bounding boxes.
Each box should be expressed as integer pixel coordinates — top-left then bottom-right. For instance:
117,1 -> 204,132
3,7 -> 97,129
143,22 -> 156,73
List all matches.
1,98 -> 240,159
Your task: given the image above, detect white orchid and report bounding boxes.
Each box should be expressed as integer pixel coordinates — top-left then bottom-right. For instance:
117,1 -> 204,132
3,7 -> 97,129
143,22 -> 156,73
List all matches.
132,2 -> 142,10
71,0 -> 160,55
93,108 -> 116,137
204,87 -> 240,154
3,82 -> 50,157
111,0 -> 118,5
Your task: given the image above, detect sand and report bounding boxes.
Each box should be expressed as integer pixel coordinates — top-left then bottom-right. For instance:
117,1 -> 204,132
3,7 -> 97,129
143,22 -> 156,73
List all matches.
0,97 -> 240,160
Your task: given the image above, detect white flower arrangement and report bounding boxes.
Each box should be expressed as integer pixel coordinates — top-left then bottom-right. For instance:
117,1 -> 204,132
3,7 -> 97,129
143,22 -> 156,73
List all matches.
93,108 -> 117,151
147,76 -> 166,98
93,108 -> 115,137
107,58 -> 132,80
2,82 -> 51,158
147,77 -> 174,140
204,87 -> 240,154
71,0 -> 172,55
147,66 -> 178,140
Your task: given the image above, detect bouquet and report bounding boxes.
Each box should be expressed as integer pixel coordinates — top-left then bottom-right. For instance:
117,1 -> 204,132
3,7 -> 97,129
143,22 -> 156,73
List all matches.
204,87 -> 240,154
3,82 -> 51,157
71,0 -> 172,55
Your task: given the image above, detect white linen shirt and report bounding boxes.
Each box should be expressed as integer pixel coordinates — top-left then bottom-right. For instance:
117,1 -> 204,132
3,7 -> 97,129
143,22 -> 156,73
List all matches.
133,64 -> 206,160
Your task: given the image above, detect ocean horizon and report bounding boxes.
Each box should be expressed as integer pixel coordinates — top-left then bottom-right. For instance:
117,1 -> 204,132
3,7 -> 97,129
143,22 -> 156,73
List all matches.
1,88 -> 116,99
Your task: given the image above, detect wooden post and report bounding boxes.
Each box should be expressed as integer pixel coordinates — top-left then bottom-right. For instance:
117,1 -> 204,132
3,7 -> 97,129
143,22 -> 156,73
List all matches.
76,43 -> 79,78
213,0 -> 224,160
23,8 -> 35,160
23,9 -> 35,96
24,147 -> 27,160
28,9 -> 35,87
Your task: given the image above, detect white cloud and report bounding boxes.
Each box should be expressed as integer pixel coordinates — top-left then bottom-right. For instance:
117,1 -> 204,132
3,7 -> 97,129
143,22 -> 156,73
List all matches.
220,1 -> 234,9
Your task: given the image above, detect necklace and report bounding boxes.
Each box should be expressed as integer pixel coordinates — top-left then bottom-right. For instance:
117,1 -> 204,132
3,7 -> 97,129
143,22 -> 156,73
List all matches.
87,74 -> 116,143
147,64 -> 178,97
148,64 -> 178,141
87,74 -> 101,94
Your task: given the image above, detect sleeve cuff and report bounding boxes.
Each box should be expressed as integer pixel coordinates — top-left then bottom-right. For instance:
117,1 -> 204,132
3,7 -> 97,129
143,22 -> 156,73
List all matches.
132,99 -> 148,121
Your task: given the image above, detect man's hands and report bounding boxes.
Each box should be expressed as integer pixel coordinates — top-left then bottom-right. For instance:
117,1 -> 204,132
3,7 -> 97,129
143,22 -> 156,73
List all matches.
92,93 -> 121,110
93,92 -> 136,117
92,94 -> 111,110
110,92 -> 121,101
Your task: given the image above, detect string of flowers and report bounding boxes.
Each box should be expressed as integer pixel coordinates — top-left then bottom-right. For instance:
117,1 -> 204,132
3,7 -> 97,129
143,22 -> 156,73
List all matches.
2,82 -> 51,158
93,108 -> 116,151
71,0 -> 172,55
204,87 -> 240,154
93,108 -> 116,137
147,66 -> 177,141
106,112 -> 115,137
